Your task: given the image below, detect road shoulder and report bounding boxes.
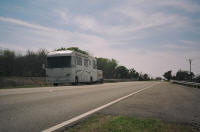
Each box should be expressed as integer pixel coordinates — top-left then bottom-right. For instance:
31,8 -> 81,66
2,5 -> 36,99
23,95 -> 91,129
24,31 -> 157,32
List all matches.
98,83 -> 200,131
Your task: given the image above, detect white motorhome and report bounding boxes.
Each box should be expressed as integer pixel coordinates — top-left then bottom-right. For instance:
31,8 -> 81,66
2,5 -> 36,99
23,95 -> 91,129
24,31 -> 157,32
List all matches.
46,50 -> 103,85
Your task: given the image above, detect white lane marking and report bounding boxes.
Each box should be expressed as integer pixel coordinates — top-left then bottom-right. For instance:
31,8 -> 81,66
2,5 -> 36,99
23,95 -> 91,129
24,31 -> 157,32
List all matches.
42,82 -> 159,132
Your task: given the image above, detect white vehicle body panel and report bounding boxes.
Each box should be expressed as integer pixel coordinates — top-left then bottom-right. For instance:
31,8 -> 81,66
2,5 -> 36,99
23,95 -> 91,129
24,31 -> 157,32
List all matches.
46,50 -> 98,84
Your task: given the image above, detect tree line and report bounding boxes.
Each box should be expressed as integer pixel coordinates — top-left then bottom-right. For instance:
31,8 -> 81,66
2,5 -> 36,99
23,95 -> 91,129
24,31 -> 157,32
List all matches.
0,47 -> 151,80
0,49 -> 47,77
163,70 -> 200,83
96,57 -> 150,80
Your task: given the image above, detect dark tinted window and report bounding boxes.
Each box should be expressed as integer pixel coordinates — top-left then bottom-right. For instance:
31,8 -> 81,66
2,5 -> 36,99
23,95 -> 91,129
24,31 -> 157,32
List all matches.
47,56 -> 71,68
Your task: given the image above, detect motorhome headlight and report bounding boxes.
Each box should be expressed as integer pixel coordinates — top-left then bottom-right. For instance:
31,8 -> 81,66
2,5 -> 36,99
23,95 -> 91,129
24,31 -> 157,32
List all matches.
66,73 -> 71,77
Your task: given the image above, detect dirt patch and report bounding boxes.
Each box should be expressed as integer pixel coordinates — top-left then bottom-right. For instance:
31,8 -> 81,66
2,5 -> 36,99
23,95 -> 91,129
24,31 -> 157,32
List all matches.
0,77 -> 46,88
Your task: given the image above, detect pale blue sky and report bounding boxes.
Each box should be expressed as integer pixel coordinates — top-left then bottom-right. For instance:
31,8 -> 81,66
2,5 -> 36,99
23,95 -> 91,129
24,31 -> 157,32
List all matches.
0,0 -> 200,77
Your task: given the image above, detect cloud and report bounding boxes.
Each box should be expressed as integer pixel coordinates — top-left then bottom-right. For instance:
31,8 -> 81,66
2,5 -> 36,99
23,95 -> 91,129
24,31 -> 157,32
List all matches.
161,43 -> 200,52
55,10 -> 106,35
180,40 -> 200,46
160,1 -> 200,13
0,16 -> 54,32
55,1 -> 190,40
124,0 -> 200,13
163,44 -> 189,50
0,16 -> 110,54
111,2 -> 189,29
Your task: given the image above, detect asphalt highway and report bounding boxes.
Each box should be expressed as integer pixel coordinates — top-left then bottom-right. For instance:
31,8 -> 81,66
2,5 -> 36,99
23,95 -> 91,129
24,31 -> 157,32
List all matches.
0,81 -> 159,132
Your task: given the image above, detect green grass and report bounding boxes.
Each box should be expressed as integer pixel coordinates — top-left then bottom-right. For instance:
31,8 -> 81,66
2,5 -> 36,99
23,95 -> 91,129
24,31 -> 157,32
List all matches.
64,114 -> 194,132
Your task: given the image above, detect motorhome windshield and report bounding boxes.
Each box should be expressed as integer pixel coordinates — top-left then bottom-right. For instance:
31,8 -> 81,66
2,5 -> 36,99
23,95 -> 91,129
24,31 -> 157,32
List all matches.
47,56 -> 71,68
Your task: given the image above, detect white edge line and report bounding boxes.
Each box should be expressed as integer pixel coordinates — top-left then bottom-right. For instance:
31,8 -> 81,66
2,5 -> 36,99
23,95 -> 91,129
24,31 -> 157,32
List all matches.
42,83 -> 159,132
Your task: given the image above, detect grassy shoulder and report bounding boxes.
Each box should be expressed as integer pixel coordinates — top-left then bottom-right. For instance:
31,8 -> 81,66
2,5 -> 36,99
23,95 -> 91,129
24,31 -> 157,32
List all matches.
64,114 -> 194,132
0,84 -> 52,89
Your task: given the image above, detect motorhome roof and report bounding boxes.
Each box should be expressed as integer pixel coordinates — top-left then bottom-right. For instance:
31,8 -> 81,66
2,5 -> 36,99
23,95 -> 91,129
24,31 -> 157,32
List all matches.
47,50 -> 73,57
47,50 -> 93,58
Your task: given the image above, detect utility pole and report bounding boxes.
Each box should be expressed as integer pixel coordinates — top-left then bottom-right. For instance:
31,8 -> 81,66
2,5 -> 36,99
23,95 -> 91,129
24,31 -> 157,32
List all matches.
187,59 -> 192,80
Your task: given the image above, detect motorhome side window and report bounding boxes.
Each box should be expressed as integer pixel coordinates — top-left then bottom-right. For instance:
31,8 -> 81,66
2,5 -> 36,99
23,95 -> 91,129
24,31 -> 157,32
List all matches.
93,60 -> 97,69
76,56 -> 82,65
47,56 -> 71,68
89,60 -> 91,65
84,59 -> 88,67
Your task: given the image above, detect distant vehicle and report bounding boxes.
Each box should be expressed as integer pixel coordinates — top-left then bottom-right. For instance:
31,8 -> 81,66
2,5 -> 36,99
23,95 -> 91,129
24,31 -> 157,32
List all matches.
46,50 -> 103,85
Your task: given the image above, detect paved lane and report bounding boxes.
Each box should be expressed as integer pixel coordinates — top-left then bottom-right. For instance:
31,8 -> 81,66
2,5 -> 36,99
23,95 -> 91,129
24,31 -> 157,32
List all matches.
0,81 -> 158,132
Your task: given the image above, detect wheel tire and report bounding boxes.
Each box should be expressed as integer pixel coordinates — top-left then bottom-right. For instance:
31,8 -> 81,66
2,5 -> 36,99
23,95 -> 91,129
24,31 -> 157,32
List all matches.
53,83 -> 58,86
90,77 -> 93,84
100,79 -> 104,83
75,77 -> 78,85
